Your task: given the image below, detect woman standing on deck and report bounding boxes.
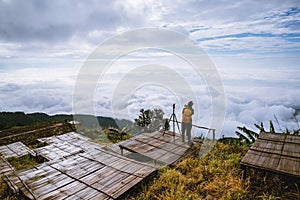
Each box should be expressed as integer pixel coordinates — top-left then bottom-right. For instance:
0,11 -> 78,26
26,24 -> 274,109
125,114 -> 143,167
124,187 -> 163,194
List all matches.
181,101 -> 194,145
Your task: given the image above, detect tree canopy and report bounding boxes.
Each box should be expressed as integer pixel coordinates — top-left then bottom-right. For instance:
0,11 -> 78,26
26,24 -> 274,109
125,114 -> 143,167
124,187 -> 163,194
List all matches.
134,108 -> 165,132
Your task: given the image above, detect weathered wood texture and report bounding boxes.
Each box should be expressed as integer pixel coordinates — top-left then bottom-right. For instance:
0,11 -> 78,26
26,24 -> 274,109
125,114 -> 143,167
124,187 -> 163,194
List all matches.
241,132 -> 300,178
4,132 -> 158,200
0,142 -> 36,184
36,132 -> 100,160
0,156 -> 14,175
113,131 -> 190,166
0,141 -> 35,158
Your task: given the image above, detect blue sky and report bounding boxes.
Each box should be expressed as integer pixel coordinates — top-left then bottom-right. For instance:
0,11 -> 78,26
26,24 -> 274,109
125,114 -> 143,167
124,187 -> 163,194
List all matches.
0,0 -> 299,136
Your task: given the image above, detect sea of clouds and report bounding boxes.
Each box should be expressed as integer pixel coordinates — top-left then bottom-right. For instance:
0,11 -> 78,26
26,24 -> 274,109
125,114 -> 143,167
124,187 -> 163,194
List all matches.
0,52 -> 299,138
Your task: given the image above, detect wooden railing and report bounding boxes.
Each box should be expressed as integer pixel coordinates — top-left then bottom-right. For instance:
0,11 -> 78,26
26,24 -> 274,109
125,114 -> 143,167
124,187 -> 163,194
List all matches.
169,120 -> 216,141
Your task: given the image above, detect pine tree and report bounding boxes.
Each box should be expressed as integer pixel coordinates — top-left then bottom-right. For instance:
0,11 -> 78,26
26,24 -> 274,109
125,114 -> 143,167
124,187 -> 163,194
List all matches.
134,108 -> 165,132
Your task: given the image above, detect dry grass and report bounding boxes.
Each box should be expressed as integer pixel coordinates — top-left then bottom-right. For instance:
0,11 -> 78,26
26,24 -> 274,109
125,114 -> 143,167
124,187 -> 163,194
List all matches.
131,142 -> 300,200
131,143 -> 249,200
130,142 -> 300,200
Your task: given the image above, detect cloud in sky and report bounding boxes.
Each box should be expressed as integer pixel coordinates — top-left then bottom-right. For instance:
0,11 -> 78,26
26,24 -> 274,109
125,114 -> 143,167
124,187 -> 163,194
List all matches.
0,0 -> 299,136
0,67 -> 75,113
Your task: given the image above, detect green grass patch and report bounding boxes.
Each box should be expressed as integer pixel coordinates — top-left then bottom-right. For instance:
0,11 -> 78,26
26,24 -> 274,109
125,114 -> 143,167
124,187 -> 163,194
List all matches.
6,154 -> 46,171
28,140 -> 48,149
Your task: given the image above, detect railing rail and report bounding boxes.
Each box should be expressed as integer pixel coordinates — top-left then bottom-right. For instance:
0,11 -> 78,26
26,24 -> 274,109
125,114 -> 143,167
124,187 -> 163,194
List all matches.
169,120 -> 216,141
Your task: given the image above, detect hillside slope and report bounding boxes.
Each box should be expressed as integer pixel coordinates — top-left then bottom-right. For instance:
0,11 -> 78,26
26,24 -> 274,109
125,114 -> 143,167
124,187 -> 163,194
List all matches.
0,112 -> 133,130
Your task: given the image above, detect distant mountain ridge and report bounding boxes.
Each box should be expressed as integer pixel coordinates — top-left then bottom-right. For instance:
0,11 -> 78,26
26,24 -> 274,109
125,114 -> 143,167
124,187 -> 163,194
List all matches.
0,112 -> 133,130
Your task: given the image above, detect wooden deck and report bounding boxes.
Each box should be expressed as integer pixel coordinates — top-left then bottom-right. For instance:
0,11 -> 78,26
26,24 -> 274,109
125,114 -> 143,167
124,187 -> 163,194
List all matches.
0,141 -> 35,158
0,142 -> 36,176
0,155 -> 14,175
2,131 -> 192,199
241,132 -> 300,178
109,131 -> 191,166
5,149 -> 157,199
33,131 -> 114,161
1,132 -> 160,199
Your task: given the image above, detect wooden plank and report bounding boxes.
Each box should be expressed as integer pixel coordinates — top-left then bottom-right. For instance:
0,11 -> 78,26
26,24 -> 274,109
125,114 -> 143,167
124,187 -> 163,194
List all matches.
101,172 -> 129,189
58,181 -> 87,196
282,143 -> 300,158
277,156 -> 300,177
241,150 -> 280,170
159,153 -> 181,165
91,170 -> 125,191
66,187 -> 110,200
89,192 -> 112,200
145,148 -> 169,160
120,161 -> 147,172
108,158 -> 133,171
0,146 -> 16,158
137,139 -> 166,150
285,134 -> 300,144
27,172 -> 61,190
38,188 -> 69,200
250,140 -> 283,155
79,166 -> 115,186
169,145 -> 188,155
18,167 -> 56,181
50,157 -> 79,170
258,132 -> 286,142
4,174 -> 25,194
0,156 -> 14,175
125,141 -> 155,154
134,165 -> 158,178
7,142 -> 35,157
31,173 -> 73,194
68,186 -> 106,200
108,175 -> 143,198
161,142 -> 180,151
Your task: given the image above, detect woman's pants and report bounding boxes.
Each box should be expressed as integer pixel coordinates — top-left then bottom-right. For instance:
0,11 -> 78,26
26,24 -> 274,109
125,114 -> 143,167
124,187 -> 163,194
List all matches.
181,122 -> 192,145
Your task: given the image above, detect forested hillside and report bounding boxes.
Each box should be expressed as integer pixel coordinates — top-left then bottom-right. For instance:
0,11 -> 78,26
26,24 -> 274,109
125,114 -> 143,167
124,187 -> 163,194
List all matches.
0,112 -> 133,130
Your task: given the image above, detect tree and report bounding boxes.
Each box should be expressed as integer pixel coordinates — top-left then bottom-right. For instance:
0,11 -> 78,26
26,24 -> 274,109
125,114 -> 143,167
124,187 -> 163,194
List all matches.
236,121 -> 275,146
105,126 -> 131,143
235,126 -> 259,146
236,119 -> 300,146
134,108 -> 165,132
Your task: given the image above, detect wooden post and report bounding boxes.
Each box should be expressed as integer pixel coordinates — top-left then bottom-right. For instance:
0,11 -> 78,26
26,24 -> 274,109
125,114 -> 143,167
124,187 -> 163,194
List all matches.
213,130 -> 215,142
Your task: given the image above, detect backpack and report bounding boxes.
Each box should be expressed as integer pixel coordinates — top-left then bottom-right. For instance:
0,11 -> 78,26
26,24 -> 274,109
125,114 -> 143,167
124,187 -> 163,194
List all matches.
182,108 -> 192,123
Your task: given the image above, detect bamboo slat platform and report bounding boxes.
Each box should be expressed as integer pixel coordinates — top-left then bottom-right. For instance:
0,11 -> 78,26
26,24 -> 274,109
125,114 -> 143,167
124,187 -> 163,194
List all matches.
0,155 -> 14,175
35,132 -> 111,162
110,131 -> 191,166
241,132 -> 300,178
37,132 -> 89,145
0,142 -> 35,178
4,132 -> 158,199
36,132 -> 103,160
0,141 -> 35,158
